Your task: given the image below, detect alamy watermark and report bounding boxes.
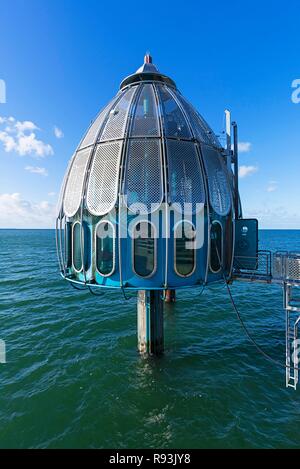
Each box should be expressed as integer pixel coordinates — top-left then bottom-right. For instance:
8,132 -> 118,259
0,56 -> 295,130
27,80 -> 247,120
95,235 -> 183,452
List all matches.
94,200 -> 205,250
0,339 -> 6,363
0,79 -> 6,103
291,79 -> 300,104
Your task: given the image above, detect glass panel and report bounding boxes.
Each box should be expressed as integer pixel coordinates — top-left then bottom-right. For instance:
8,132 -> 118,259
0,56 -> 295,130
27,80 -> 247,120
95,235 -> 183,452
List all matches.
202,145 -> 231,216
73,223 -> 82,271
134,222 -> 155,277
79,93 -> 121,149
100,87 -> 137,141
158,86 -> 191,139
130,84 -> 159,136
96,222 -> 114,276
175,222 -> 195,276
210,222 -> 222,272
174,91 -> 221,147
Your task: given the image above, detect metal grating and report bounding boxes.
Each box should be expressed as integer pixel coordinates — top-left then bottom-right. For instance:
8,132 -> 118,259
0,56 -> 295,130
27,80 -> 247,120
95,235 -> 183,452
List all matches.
57,153 -> 75,217
166,140 -> 205,213
287,254 -> 300,281
100,87 -> 137,141
63,147 -> 92,217
157,85 -> 192,139
124,139 -> 163,214
202,145 -> 231,216
79,93 -> 121,149
86,141 -> 122,215
273,252 -> 300,282
130,84 -> 160,137
174,91 -> 221,148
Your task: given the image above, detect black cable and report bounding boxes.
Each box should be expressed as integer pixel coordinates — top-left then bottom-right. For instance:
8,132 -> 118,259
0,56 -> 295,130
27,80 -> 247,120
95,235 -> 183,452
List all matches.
213,238 -> 299,372
121,286 -> 134,301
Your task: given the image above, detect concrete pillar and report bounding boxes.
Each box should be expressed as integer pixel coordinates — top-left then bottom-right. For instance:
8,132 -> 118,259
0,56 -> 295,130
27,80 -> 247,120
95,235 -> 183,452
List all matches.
137,290 -> 164,355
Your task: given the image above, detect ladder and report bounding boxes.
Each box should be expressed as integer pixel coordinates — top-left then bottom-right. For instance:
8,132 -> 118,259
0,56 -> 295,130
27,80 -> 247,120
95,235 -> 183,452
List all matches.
284,283 -> 300,389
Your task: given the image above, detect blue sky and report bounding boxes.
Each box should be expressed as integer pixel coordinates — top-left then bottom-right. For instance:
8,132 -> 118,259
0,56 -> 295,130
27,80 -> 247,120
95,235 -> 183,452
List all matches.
0,0 -> 299,228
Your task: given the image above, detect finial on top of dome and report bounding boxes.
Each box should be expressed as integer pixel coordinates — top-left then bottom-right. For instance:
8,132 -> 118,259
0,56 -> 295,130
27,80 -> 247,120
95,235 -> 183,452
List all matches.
144,53 -> 152,64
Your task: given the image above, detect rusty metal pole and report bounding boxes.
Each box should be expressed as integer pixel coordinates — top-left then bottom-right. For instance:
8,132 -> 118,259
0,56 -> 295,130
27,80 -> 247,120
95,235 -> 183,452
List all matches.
137,290 -> 164,355
164,289 -> 176,303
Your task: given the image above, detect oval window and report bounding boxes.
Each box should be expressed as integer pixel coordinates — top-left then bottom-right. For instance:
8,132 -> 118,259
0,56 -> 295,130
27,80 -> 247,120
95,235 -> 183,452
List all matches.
210,221 -> 223,273
72,222 -> 83,272
96,221 -> 115,276
65,221 -> 72,268
175,221 -> 196,277
133,222 -> 156,277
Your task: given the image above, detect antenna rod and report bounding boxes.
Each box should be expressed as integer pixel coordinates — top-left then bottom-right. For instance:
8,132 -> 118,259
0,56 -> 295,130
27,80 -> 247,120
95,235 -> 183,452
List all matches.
225,109 -> 232,172
232,121 -> 239,219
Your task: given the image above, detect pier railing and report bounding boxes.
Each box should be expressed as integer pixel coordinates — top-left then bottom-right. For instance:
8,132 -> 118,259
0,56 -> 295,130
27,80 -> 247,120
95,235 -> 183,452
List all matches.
233,251 -> 300,285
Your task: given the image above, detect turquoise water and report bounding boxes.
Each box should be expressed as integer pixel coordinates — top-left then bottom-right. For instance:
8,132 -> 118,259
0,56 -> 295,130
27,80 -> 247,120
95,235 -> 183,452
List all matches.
0,229 -> 300,449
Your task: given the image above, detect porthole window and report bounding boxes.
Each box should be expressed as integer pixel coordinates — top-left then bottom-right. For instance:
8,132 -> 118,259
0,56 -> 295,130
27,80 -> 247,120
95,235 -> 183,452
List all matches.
133,221 -> 156,277
72,222 -> 83,272
174,221 -> 196,277
210,221 -> 223,273
95,221 -> 115,276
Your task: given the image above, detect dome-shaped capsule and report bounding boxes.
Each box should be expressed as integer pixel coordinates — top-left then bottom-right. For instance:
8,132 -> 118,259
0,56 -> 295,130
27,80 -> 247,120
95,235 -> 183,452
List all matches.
56,55 -> 234,290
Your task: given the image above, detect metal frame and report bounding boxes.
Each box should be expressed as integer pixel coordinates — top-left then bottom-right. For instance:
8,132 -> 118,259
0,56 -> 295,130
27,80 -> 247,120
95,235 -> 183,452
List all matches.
95,220 -> 116,278
56,73 -> 237,292
168,88 -> 210,285
153,83 -> 170,289
173,219 -> 197,278
132,220 -> 157,279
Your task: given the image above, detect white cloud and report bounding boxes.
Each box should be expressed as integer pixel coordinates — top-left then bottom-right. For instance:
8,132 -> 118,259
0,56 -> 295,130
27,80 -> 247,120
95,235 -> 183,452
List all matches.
0,193 -> 56,228
54,126 -> 64,139
0,131 -> 16,152
48,191 -> 56,196
25,166 -> 48,176
15,120 -> 38,133
244,206 -> 300,229
239,165 -> 258,178
232,142 -> 252,153
0,116 -> 53,158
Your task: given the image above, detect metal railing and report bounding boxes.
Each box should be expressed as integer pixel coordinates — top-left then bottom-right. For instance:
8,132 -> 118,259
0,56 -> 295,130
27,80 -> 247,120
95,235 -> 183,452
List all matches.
233,250 -> 300,285
233,250 -> 272,281
273,251 -> 300,284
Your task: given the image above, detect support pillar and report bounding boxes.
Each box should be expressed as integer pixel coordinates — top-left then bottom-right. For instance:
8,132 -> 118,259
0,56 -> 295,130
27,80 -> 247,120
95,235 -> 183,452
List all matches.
164,289 -> 176,303
137,290 -> 164,355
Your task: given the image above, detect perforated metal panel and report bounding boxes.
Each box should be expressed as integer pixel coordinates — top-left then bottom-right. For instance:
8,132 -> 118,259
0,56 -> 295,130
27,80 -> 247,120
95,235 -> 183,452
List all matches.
166,140 -> 205,213
125,139 -> 163,214
100,87 -> 137,141
287,255 -> 300,281
174,91 -> 221,148
202,145 -> 231,216
130,84 -> 160,136
86,142 -> 122,215
57,153 -> 75,217
157,85 -> 191,139
63,147 -> 92,217
79,93 -> 121,149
